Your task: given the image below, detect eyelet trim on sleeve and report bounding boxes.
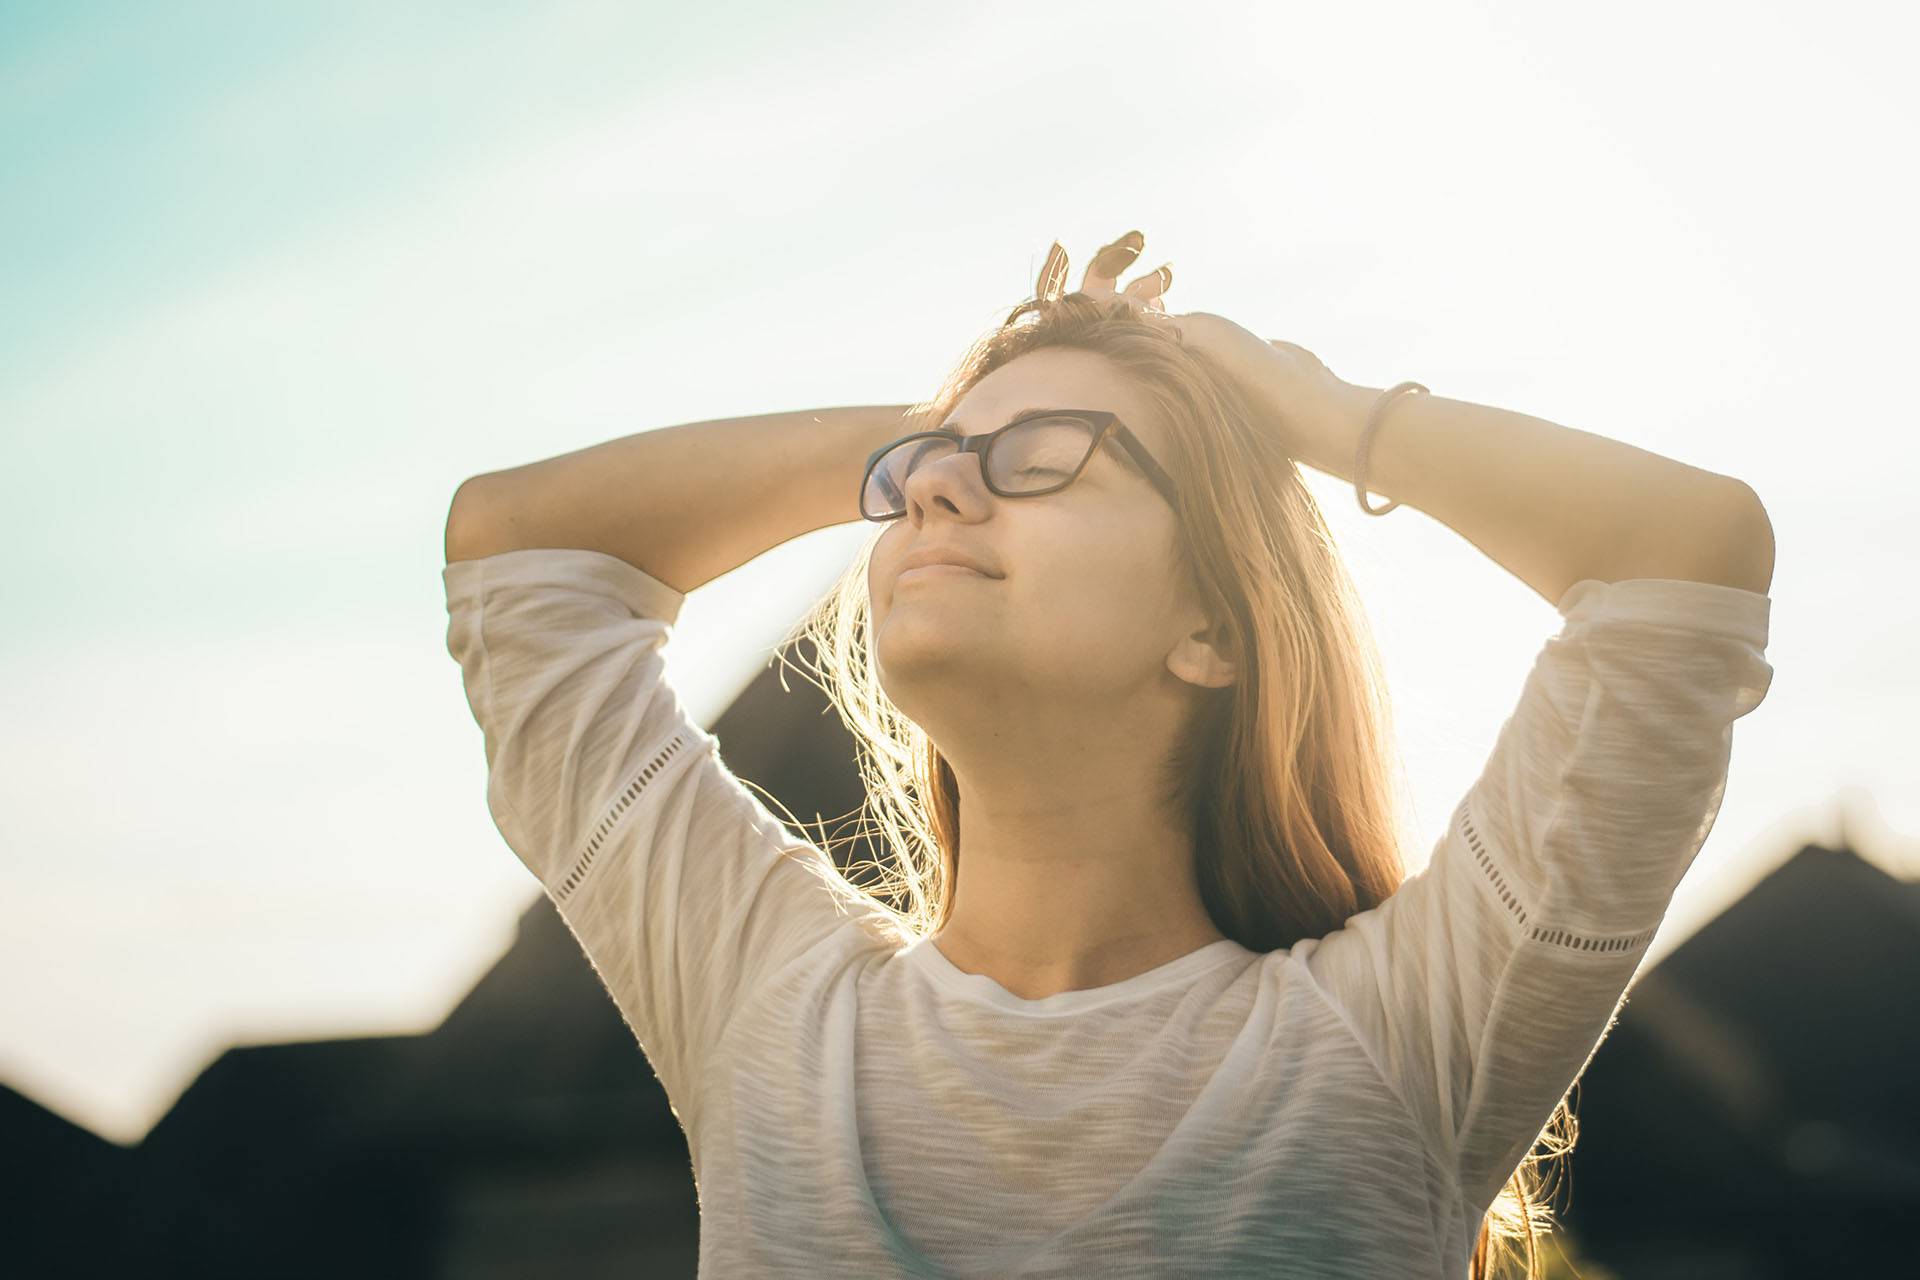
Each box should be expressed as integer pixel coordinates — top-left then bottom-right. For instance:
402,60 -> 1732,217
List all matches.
555,732 -> 693,903
1455,794 -> 1660,956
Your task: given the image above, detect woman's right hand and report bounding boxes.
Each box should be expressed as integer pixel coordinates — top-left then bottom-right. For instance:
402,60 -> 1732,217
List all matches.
1032,230 -> 1175,314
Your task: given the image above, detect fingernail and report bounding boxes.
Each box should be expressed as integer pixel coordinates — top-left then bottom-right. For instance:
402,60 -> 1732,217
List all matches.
1156,263 -> 1173,290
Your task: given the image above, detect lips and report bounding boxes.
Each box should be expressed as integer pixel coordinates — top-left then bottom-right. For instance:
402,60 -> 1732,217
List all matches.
897,563 -> 987,583
897,545 -> 1002,578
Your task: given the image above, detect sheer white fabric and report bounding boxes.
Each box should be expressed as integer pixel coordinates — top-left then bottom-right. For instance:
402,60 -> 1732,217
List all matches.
443,547 -> 1772,1278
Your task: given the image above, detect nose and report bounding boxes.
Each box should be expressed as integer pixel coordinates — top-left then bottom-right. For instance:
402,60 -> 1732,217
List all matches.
901,445 -> 992,523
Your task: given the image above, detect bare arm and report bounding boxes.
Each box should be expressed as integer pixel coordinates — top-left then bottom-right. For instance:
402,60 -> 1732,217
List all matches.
444,404 -> 918,594
1302,380 -> 1775,603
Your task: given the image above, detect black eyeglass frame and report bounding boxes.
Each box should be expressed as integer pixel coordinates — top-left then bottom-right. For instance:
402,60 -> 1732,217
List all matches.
858,409 -> 1181,522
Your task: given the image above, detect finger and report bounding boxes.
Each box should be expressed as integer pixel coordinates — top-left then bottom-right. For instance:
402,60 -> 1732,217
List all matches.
1122,262 -> 1173,305
1082,230 -> 1144,296
1034,240 -> 1071,303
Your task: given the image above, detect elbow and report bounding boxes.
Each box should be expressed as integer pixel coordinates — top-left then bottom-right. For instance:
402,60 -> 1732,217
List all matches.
1717,480 -> 1775,596
444,475 -> 497,565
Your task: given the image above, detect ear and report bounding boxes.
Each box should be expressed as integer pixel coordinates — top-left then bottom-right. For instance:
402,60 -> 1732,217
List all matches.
1166,616 -> 1237,690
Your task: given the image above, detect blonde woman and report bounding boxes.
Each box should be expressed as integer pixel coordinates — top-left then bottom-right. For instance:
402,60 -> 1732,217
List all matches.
442,230 -> 1774,1278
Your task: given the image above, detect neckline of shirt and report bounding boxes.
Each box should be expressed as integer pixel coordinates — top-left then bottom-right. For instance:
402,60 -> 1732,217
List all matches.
902,935 -> 1253,1017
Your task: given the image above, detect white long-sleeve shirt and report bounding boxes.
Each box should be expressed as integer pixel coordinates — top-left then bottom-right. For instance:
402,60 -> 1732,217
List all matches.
442,546 -> 1773,1278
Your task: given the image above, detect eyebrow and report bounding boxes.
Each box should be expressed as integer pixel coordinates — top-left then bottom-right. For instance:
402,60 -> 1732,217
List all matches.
939,407 -> 1076,435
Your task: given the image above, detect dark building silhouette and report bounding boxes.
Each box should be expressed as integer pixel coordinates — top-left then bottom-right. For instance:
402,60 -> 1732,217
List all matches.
1554,843 -> 1920,1277
6,634 -> 1916,1277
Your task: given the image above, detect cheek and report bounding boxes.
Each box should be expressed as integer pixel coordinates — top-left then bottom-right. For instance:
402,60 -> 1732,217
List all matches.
1038,517 -> 1155,597
867,532 -> 907,610
1018,532 -> 1165,656
870,527 -> 904,577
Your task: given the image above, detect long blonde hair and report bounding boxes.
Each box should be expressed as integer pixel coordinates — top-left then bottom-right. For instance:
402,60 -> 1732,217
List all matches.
774,291 -> 1575,1278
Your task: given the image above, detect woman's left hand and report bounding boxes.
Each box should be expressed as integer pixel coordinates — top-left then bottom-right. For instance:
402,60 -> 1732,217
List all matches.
1060,230 -> 1364,463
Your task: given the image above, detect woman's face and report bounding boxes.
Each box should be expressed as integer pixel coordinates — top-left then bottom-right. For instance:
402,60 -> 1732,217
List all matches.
869,347 -> 1198,730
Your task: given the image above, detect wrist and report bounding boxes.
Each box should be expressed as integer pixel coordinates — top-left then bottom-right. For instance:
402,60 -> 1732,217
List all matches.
1291,379 -> 1379,482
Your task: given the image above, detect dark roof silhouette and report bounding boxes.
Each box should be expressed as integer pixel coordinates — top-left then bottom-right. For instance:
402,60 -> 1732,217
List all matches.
0,1083 -> 132,1279
1558,844 -> 1920,1277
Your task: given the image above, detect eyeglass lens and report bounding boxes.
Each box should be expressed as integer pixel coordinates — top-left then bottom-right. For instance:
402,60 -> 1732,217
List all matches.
861,416 -> 1099,520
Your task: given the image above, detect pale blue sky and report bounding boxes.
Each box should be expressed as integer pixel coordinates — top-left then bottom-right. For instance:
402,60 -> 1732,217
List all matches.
3,0 -> 1914,1144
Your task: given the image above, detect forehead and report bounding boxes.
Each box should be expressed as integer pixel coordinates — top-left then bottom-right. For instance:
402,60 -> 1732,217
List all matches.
947,348 -> 1166,452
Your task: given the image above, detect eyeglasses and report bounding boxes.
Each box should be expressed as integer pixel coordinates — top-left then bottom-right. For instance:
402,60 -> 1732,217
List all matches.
859,409 -> 1180,522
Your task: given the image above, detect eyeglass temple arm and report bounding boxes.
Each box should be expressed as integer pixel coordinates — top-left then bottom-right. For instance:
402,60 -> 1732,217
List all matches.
1106,421 -> 1181,513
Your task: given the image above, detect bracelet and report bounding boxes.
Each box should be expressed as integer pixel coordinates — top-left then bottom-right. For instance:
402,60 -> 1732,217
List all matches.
1354,380 -> 1428,516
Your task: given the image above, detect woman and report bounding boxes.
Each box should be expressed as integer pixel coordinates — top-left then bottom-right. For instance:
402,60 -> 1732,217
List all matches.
442,230 -> 1775,1278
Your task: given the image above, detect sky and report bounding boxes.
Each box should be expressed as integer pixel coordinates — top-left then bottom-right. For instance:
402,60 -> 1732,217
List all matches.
2,0 -> 1915,1146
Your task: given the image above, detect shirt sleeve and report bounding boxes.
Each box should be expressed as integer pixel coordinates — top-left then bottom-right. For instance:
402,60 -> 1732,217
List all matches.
442,546 -> 858,1126
1288,576 -> 1775,1215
